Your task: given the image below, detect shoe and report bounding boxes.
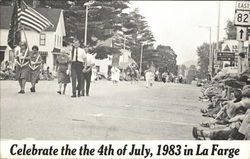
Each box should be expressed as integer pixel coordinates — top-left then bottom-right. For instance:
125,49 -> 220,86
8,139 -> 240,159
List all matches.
199,122 -> 210,127
18,90 -> 25,94
57,91 -> 61,94
71,94 -> 76,98
200,108 -> 208,114
77,91 -> 81,97
192,127 -> 206,140
86,93 -> 89,96
30,87 -> 35,92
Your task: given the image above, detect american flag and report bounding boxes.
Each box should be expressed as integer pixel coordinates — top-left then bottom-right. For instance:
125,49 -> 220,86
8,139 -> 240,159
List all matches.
7,0 -> 21,49
8,0 -> 54,49
17,0 -> 54,32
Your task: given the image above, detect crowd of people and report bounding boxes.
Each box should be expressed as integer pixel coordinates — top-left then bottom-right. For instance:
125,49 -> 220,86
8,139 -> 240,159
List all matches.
1,39 -> 96,97
193,67 -> 250,140
2,39 -> 187,95
5,41 -> 250,140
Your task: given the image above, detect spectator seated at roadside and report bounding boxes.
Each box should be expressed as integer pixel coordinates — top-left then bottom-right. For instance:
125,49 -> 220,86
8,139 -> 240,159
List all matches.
193,85 -> 250,140
199,82 -> 223,102
200,88 -> 245,127
0,61 -> 15,80
201,88 -> 241,118
42,67 -> 54,81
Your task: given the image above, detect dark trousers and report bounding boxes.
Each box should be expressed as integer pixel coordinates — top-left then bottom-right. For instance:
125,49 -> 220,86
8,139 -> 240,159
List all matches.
71,62 -> 83,95
82,68 -> 92,95
210,128 -> 245,140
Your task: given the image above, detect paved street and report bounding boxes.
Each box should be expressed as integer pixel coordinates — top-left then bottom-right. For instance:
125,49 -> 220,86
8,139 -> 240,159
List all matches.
1,80 -> 206,140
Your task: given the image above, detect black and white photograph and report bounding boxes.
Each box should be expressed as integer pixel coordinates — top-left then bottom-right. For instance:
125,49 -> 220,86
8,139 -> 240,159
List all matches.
0,0 -> 250,155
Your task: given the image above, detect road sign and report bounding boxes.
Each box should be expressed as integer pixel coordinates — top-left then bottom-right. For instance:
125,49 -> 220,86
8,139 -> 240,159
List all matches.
217,52 -> 235,61
236,26 -> 248,41
214,65 -> 219,68
234,10 -> 250,26
236,1 -> 250,11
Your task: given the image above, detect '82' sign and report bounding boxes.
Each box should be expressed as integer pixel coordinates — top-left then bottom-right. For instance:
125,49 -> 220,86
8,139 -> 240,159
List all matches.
234,10 -> 250,26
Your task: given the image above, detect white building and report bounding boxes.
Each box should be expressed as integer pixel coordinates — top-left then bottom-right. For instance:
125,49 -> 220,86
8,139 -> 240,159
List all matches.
0,6 -> 66,71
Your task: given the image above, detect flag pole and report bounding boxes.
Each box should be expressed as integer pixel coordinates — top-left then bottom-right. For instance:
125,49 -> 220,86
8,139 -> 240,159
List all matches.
21,26 -> 30,51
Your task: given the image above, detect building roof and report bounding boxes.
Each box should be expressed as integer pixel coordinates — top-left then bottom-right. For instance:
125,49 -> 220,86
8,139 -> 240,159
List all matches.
0,5 -> 62,32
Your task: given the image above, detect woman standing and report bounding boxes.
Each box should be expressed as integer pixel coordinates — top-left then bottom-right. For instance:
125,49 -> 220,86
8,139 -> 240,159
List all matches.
15,41 -> 30,94
111,66 -> 120,85
29,45 -> 42,92
56,51 -> 70,94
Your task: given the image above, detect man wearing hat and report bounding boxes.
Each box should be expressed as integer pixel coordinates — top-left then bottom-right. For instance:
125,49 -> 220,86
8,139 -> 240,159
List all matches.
70,39 -> 86,97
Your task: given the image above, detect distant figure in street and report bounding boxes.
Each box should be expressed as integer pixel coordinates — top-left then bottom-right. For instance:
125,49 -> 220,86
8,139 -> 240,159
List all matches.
128,64 -> 137,84
162,72 -> 167,83
15,41 -> 30,94
44,66 -> 53,80
29,45 -> 42,92
135,68 -> 140,82
81,49 -> 95,96
111,66 -> 120,85
145,69 -> 154,88
179,76 -> 183,83
70,39 -> 86,97
91,66 -> 97,82
56,51 -> 70,95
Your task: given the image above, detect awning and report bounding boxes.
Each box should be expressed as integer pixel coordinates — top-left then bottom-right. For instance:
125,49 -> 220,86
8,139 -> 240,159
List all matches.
0,46 -> 7,51
39,51 -> 48,56
52,48 -> 60,53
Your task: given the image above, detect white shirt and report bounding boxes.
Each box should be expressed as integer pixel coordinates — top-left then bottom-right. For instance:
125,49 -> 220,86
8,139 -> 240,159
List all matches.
71,47 -> 86,63
86,53 -> 95,66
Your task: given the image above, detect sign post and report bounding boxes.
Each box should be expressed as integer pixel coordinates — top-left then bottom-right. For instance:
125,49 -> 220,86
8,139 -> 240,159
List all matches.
217,52 -> 235,61
234,1 -> 250,74
236,27 -> 247,41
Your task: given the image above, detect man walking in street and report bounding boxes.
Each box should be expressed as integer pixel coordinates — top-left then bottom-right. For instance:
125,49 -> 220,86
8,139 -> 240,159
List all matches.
70,39 -> 86,98
81,47 -> 95,96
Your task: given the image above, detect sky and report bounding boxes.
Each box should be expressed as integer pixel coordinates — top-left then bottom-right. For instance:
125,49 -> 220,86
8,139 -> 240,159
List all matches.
128,1 -> 236,65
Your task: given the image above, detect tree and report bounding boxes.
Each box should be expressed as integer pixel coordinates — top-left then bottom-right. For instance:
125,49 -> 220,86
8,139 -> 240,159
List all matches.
1,0 -> 130,59
139,45 -> 177,75
119,8 -> 155,64
197,43 -> 209,79
225,19 -> 236,40
156,45 -> 177,75
186,65 -> 197,84
179,65 -> 186,76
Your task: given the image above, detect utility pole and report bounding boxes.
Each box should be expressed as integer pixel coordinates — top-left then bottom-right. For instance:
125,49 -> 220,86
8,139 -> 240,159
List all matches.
83,1 -> 95,46
199,26 -> 213,77
84,4 -> 89,46
208,27 -> 213,77
216,1 -> 220,51
139,43 -> 144,76
214,1 -> 221,74
238,41 -> 244,74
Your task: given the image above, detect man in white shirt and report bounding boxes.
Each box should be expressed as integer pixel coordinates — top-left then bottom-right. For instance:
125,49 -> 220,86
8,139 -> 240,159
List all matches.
81,47 -> 95,96
70,39 -> 86,97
